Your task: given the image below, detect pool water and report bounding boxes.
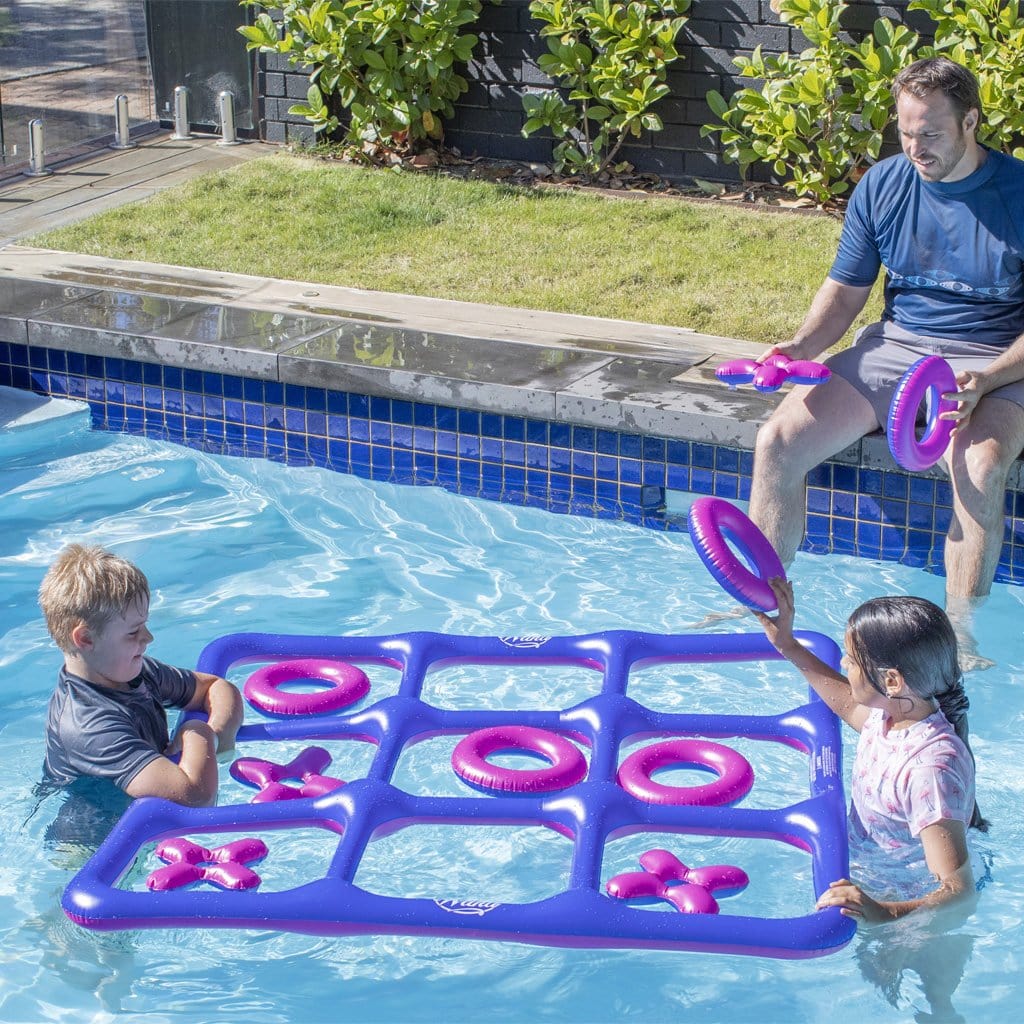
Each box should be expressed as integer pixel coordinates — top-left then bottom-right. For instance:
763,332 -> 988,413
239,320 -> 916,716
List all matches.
2,405 -> 1023,1022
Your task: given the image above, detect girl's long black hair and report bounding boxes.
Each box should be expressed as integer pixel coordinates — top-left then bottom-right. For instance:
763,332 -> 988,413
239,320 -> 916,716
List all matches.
847,596 -> 987,831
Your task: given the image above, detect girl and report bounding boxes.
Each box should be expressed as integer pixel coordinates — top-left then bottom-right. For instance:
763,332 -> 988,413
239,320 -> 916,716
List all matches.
757,577 -> 984,923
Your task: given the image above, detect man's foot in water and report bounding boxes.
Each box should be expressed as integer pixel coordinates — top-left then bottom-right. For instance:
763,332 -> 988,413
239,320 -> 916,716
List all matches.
946,594 -> 996,672
681,604 -> 753,630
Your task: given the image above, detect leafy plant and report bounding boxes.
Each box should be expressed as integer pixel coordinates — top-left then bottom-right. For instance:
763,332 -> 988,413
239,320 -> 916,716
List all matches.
702,0 -> 918,205
238,0 -> 488,154
910,0 -> 1024,159
521,0 -> 690,177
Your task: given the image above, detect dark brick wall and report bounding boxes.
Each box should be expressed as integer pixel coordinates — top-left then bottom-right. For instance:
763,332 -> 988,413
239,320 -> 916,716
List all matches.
256,0 -> 931,183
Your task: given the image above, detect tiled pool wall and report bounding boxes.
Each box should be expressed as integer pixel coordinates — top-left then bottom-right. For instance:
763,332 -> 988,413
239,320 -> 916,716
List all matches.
5,339 -> 1024,586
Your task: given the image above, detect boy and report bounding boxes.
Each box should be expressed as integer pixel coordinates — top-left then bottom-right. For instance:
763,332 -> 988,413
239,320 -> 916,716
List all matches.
39,544 -> 243,806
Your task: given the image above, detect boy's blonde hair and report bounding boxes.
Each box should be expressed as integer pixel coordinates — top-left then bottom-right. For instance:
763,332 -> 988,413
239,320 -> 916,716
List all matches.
38,544 -> 150,652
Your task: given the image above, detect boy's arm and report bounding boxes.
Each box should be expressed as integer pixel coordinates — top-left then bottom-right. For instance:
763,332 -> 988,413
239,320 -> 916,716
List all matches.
122,672 -> 241,805
123,720 -> 219,806
184,672 -> 243,754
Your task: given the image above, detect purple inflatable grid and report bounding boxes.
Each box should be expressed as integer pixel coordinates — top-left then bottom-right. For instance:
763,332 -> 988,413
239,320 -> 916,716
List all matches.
62,629 -> 856,959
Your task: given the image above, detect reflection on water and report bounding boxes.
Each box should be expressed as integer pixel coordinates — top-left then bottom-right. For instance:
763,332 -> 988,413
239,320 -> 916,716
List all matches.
856,924 -> 976,1024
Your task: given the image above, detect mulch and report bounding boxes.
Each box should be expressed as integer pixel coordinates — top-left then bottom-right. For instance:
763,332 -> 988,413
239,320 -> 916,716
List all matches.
301,142 -> 846,219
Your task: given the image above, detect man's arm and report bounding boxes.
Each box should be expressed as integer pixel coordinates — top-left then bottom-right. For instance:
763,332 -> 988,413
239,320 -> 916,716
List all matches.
766,277 -> 874,361
185,671 -> 243,754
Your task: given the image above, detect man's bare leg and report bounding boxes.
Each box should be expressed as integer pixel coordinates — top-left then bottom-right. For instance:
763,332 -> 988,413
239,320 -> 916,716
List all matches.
684,376 -> 877,629
943,396 -> 1024,670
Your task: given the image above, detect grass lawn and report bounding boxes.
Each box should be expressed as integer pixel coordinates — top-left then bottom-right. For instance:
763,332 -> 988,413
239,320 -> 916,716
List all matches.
27,152 -> 882,346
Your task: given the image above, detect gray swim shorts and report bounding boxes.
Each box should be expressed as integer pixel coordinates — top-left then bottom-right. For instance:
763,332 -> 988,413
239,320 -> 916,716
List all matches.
826,320 -> 1024,427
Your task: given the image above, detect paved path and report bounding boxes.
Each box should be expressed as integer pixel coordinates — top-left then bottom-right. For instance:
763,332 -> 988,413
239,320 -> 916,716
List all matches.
0,132 -> 277,245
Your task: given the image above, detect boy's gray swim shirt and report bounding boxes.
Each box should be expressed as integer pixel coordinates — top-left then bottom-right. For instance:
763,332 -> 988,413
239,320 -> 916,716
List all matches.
44,656 -> 197,791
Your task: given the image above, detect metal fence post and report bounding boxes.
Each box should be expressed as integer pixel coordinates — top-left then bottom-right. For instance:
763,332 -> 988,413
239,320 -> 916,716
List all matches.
171,86 -> 192,140
25,118 -> 52,176
111,93 -> 137,150
217,90 -> 241,146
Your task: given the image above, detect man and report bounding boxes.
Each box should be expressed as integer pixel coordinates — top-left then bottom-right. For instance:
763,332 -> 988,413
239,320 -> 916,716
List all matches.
748,56 -> 1024,668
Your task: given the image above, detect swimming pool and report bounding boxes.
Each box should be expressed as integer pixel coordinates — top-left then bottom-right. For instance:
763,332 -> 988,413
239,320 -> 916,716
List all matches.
2,404 -> 1023,1022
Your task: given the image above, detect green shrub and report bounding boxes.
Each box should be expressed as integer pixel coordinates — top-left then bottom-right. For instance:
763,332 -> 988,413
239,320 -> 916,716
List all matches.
239,0 -> 489,153
701,0 -> 918,206
521,0 -> 690,177
910,0 -> 1024,159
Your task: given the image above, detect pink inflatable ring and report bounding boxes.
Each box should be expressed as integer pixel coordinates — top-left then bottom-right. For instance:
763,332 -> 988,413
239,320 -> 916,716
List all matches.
887,355 -> 958,472
452,725 -> 587,794
243,658 -> 370,716
715,353 -> 831,393
617,739 -> 754,806
687,497 -> 785,611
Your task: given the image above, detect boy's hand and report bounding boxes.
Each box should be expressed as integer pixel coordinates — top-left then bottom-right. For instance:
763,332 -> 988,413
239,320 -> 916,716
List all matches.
164,719 -> 216,758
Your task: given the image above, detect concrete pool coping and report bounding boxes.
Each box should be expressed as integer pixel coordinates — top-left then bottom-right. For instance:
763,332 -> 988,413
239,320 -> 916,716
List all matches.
0,244 -> 945,484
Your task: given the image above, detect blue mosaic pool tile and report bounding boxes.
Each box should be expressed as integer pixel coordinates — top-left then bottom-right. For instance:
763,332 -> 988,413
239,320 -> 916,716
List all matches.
642,461 -> 666,487
481,413 -> 503,439
525,419 -> 547,445
503,465 -> 525,493
437,454 -> 458,482
855,494 -> 881,524
503,440 -> 525,467
620,435 -> 642,460
857,521 -> 882,556
690,467 -> 713,494
572,450 -> 595,477
619,458 -> 642,485
5,342 -> 1024,584
481,460 -> 503,488
481,437 -> 502,463
458,434 -> 481,459
715,447 -> 739,474
457,408 -> 479,435
643,436 -> 666,462
413,448 -> 437,477
908,477 -> 935,504
572,426 -> 596,453
435,406 -> 457,433
881,472 -> 908,500
691,443 -> 714,468
832,491 -> 857,520
907,502 -> 934,531
306,387 -> 327,413
498,417 -> 521,443
436,429 -> 458,456
388,399 -> 411,425
666,465 -> 690,492
857,468 -> 882,496
712,474 -> 739,500
596,455 -> 617,481
832,464 -> 857,494
325,389 -> 345,415
350,441 -> 370,467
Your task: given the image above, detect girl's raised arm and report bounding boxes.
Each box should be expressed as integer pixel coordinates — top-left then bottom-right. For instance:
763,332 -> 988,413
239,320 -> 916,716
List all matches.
756,577 -> 869,732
